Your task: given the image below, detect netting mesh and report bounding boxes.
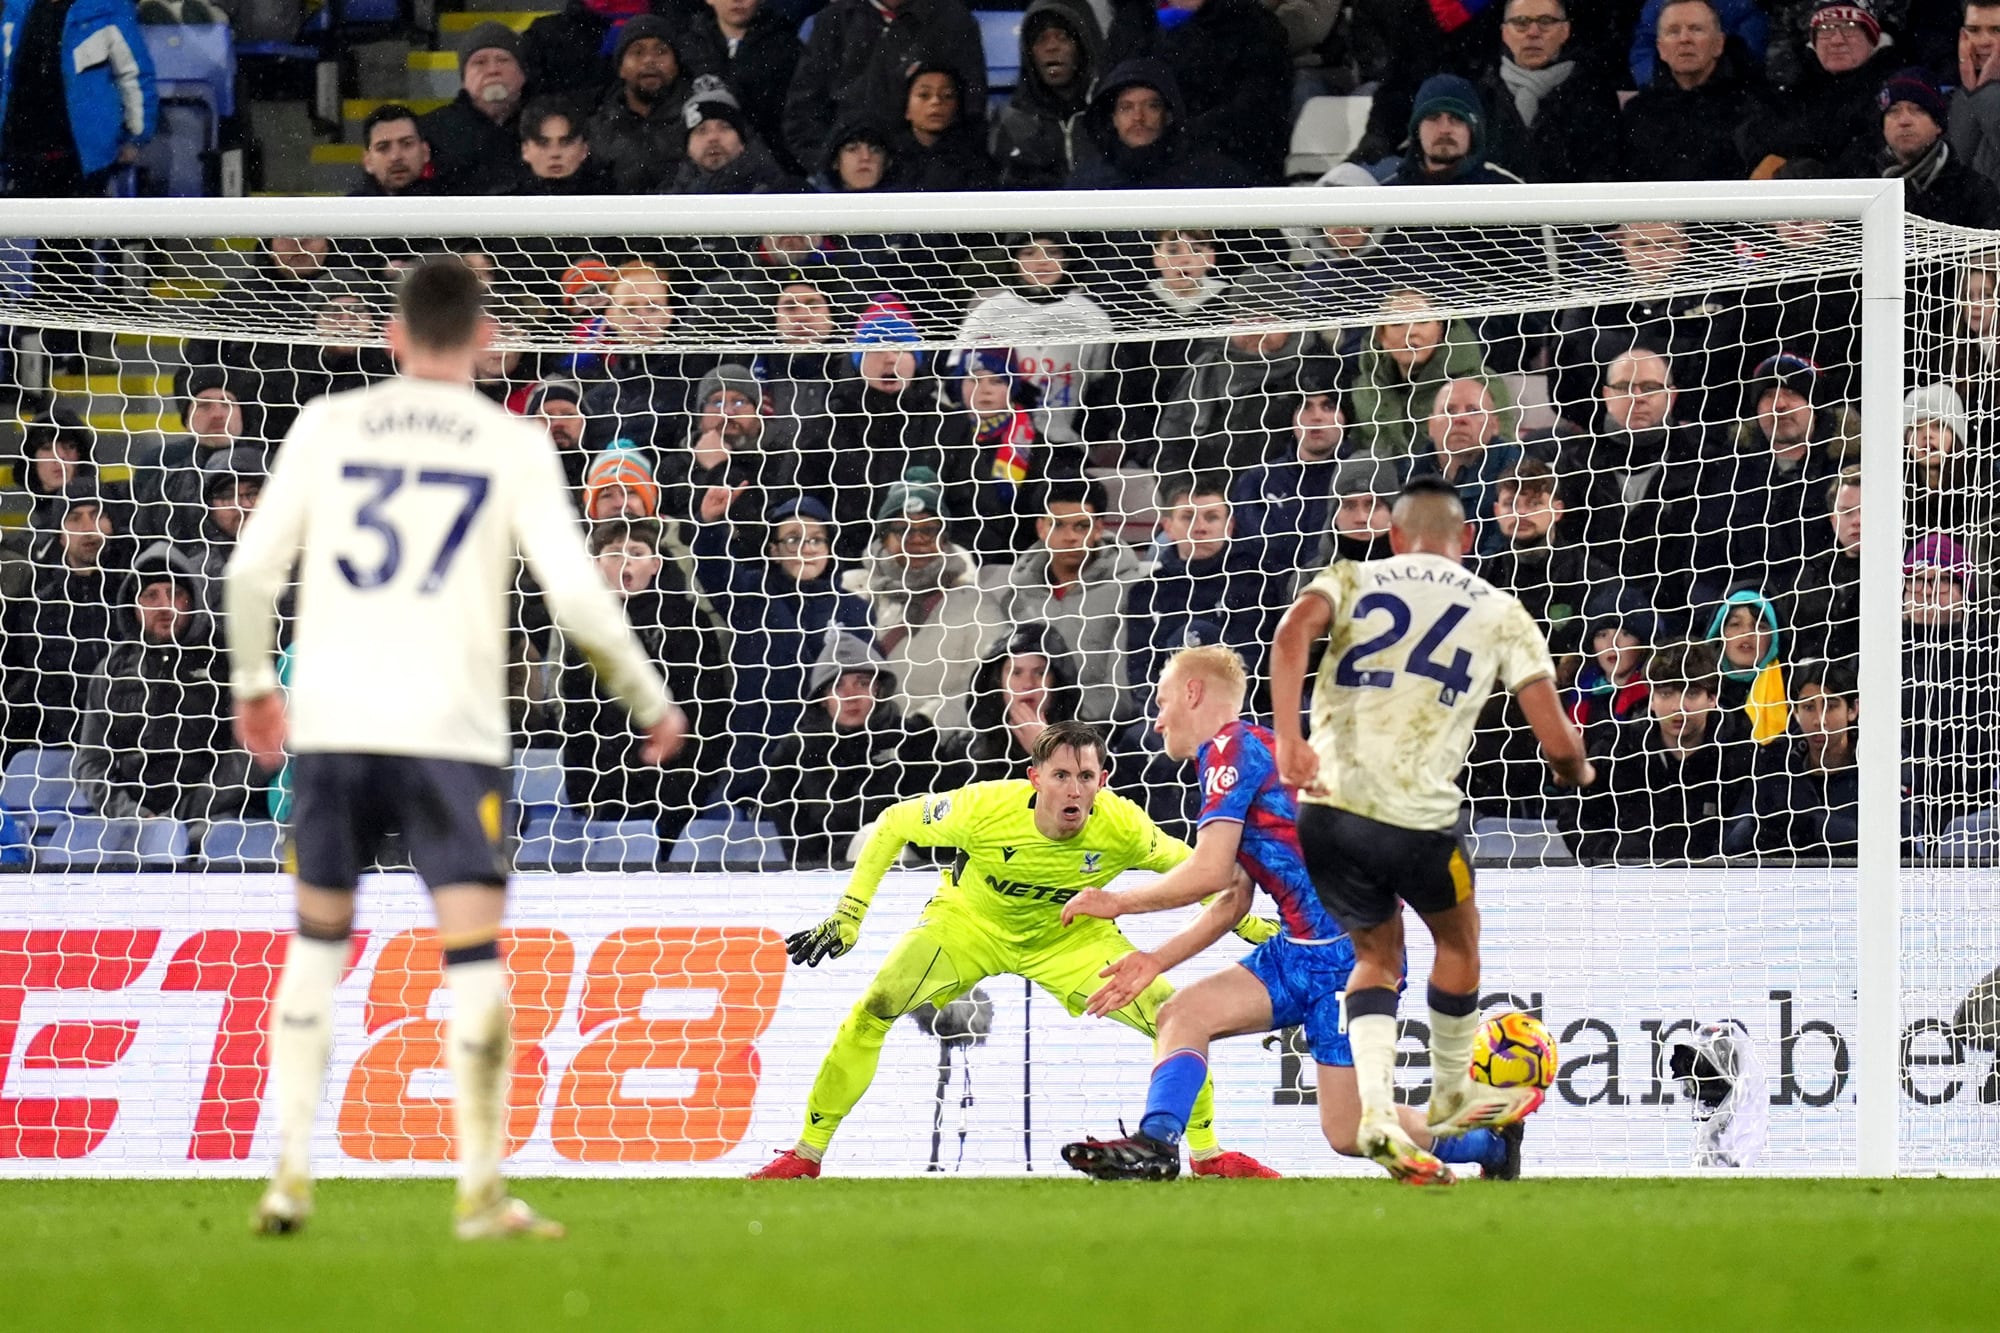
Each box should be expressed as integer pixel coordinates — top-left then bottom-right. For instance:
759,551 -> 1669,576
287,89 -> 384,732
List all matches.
0,198 -> 1990,1176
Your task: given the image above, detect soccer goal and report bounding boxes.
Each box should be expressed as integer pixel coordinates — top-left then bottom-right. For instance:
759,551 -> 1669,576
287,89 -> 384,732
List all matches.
0,182 -> 1987,1180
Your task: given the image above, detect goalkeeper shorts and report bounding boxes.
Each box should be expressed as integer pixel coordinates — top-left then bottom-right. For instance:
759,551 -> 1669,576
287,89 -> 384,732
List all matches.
1239,934 -> 1360,1067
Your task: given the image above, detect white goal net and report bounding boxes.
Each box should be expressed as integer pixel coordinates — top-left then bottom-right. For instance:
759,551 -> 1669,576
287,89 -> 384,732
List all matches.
0,185 -> 1989,1178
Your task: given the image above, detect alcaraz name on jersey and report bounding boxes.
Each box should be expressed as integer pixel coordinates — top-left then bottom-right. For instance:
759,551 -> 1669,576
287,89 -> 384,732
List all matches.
1196,720 -> 1344,944
844,779 -> 1189,943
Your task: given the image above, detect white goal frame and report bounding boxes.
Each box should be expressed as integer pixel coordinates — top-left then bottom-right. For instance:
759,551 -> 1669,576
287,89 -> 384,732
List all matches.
0,180 -> 1908,1175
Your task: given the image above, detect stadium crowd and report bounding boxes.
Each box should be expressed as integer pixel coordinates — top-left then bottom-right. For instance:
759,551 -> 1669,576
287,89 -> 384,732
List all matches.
0,0 -> 1995,866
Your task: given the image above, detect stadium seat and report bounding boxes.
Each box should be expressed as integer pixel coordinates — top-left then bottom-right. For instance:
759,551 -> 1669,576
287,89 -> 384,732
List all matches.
976,10 -> 1021,90
34,816 -> 142,871
669,804 -> 787,869
141,24 -> 239,197
1468,817 -> 1575,865
516,812 -> 587,872
1,748 -> 94,817
1286,94 -> 1372,179
581,819 -> 661,870
201,819 -> 285,868
136,818 -> 191,869
510,748 -> 566,831
1937,809 -> 1999,859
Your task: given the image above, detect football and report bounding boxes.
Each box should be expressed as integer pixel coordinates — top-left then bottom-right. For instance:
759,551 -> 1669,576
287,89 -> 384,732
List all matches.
1471,1011 -> 1559,1090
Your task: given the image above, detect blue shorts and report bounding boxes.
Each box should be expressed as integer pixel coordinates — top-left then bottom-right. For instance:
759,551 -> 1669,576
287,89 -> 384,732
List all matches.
1239,934 -> 1359,1068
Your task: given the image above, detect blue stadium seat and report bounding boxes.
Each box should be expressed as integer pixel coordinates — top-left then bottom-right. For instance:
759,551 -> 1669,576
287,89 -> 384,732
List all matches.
1,748 -> 93,817
142,25 -> 238,196
300,0 -> 406,36
669,804 -> 787,869
515,812 -> 586,872
1468,817 -> 1575,865
581,819 -> 660,870
1937,809 -> 1999,859
202,819 -> 286,868
510,748 -> 566,831
136,818 -> 190,868
34,816 -> 142,871
976,10 -> 1021,90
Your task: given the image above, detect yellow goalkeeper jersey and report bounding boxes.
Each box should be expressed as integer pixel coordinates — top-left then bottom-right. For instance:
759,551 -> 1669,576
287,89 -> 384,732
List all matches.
847,780 -> 1190,942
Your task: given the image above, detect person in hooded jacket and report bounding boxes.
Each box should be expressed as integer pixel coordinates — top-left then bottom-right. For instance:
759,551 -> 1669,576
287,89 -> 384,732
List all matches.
991,0 -> 1104,188
1064,59 -> 1253,189
942,620 -> 1086,786
1110,0 -> 1291,182
1723,658 -> 1859,857
782,0 -> 987,172
181,445 -> 262,638
690,495 -> 870,791
559,518 -> 726,845
885,59 -> 996,191
74,540 -> 255,826
1706,586 -> 1791,747
1,488 -> 120,748
760,631 -> 960,868
586,15 -> 694,192
677,0 -> 803,172
1619,0 -> 1772,181
809,118 -> 896,192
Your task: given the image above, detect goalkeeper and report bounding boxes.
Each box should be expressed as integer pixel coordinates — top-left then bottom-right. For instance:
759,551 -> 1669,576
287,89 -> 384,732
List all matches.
751,719 -> 1280,1179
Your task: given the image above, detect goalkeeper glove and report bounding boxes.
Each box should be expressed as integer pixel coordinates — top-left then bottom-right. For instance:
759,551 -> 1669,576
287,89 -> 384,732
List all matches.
784,895 -> 868,967
1231,914 -> 1281,945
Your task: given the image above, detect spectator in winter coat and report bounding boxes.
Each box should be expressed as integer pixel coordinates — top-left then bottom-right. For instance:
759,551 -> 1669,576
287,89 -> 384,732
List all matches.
1874,68 -> 2000,227
809,119 -> 895,192
17,412 -> 121,562
1901,532 -> 1999,839
1123,473 -> 1269,712
955,233 -> 1110,445
1903,381 -> 1996,561
583,444 -> 662,523
1348,289 -> 1516,461
1406,377 -> 1522,560
751,273 -> 849,463
419,22 -> 527,195
1064,59 -> 1254,188
1785,465 -> 1861,662
1386,73 -> 1525,185
350,104 -> 433,197
1155,320 -> 1309,476
1569,611 -> 1656,735
678,0 -> 802,173
1122,0 -> 1292,183
1481,457 -> 1644,663
886,60 -> 996,191
1227,364 -> 1345,604
1081,228 -> 1228,465
984,477 -> 1146,723
1724,658 -> 1859,856
0,0 -> 154,196
586,15 -> 692,193
519,0 -> 666,98
1951,2 -> 2000,188
75,541 -> 253,826
572,263 -> 717,452
840,470 -> 994,727
1620,0 -> 1770,182
937,349 -> 1052,568
1477,0 -> 1625,185
1628,0 -> 1767,86
131,368 -> 260,544
761,632 -> 955,867
948,620 -> 1086,786
1,489 -> 119,748
1740,1 -> 1900,175
182,445 -> 262,635
782,0 -> 987,171
666,79 -> 799,193
526,377 -> 592,508
504,97 -> 615,194
559,519 -> 719,845
1318,455 -> 1399,568
663,362 -> 790,529
991,0 -> 1102,188
1706,587 -> 1791,746
691,494 -> 871,787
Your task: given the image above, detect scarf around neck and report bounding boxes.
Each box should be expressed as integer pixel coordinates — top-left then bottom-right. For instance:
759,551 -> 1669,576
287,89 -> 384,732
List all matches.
1498,56 -> 1574,127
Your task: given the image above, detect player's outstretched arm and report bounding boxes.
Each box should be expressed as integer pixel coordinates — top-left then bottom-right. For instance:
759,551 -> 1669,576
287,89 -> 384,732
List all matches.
1084,875 -> 1256,1018
783,796 -> 933,967
1517,676 -> 1596,788
1062,820 -> 1245,925
1270,591 -> 1333,794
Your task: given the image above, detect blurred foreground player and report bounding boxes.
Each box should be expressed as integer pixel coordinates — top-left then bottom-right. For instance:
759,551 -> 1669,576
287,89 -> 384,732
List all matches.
226,259 -> 684,1239
1269,477 -> 1592,1182
753,719 -> 1280,1180
1059,646 -> 1518,1185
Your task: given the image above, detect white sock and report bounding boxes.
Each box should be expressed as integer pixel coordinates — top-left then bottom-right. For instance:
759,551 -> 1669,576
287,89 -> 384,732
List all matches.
1429,1005 -> 1481,1094
445,957 -> 510,1198
1348,1014 -> 1400,1123
269,934 -> 346,1182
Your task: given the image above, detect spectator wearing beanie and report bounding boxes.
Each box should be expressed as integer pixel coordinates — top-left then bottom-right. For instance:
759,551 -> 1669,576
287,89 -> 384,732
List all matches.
663,362 -> 784,527
420,22 -> 529,194
133,368 -> 259,543
782,0 -> 986,172
587,15 -> 693,192
810,119 -> 896,192
1621,0 -> 1771,182
1741,0 -> 1900,174
1952,1 -> 2000,189
885,59 -> 996,192
526,377 -> 593,502
665,77 -> 798,192
1903,530 -> 2000,838
1877,67 -> 2000,227
991,0 -> 1102,190
1390,73 -> 1522,185
519,0 -> 664,98
583,443 -> 662,523
1476,0 -> 1624,185
677,0 -> 803,174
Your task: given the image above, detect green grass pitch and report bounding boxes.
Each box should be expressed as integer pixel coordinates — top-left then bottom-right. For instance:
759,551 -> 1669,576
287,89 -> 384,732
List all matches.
4,1178 -> 1996,1331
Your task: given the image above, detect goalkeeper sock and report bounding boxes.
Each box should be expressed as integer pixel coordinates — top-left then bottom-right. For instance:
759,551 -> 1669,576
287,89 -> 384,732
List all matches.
268,928 -> 347,1182
1431,1128 -> 1504,1167
444,939 -> 510,1199
1137,1049 -> 1207,1145
1347,986 -> 1403,1122
1427,983 -> 1481,1093
800,1002 -> 897,1156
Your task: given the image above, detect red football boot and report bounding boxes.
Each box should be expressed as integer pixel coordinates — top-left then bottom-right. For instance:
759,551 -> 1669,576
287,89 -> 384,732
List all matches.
748,1149 -> 822,1180
1188,1150 -> 1282,1179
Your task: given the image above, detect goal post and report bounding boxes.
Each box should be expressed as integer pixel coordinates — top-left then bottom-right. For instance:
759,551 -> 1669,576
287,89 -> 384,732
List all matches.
0,179 -> 1977,1179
